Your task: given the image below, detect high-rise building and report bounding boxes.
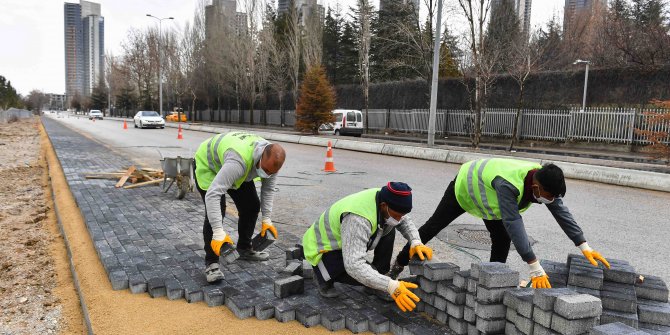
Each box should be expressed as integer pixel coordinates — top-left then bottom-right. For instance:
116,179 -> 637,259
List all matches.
277,0 -> 325,26
205,0 -> 248,38
63,1 -> 104,98
563,0 -> 607,32
379,0 -> 420,19
491,0 -> 532,34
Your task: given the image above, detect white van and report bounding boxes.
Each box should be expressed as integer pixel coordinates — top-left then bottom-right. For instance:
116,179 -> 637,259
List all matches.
319,109 -> 364,137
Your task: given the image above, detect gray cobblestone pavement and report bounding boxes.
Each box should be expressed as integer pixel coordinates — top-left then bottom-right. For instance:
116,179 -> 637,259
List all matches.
42,117 -> 453,333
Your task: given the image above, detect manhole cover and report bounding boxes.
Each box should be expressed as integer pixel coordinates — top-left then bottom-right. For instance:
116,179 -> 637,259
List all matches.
442,224 -> 536,251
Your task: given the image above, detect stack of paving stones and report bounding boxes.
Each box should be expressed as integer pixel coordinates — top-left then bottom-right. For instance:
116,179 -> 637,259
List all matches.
44,118 -> 670,335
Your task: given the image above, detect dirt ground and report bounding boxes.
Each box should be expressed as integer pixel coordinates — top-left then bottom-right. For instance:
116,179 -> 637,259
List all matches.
0,117 -> 367,334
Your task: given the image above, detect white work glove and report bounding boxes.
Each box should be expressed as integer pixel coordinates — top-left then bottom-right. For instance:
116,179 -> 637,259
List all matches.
528,260 -> 551,289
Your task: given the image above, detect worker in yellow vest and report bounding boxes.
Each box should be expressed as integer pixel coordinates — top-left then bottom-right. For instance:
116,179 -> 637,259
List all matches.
302,182 -> 433,312
387,159 -> 610,289
194,131 -> 286,283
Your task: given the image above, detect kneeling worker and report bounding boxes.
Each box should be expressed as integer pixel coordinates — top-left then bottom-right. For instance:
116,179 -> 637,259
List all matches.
194,131 -> 286,283
302,182 -> 433,312
388,158 -> 610,289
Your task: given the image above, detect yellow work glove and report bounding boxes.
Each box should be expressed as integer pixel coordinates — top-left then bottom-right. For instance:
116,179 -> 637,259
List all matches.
387,280 -> 420,312
210,234 -> 234,257
260,219 -> 278,239
579,242 -> 610,268
409,240 -> 432,261
529,260 -> 552,289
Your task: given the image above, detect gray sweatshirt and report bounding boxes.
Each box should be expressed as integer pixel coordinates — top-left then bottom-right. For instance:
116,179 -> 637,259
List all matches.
492,176 -> 586,263
205,140 -> 277,238
340,213 -> 421,292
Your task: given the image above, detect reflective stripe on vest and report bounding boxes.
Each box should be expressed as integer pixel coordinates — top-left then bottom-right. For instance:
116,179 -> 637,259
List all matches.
455,158 -> 541,220
302,188 -> 380,266
194,132 -> 262,190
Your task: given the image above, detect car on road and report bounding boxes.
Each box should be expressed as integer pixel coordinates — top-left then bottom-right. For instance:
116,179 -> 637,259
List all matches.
88,109 -> 103,120
133,111 -> 165,129
319,109 -> 364,137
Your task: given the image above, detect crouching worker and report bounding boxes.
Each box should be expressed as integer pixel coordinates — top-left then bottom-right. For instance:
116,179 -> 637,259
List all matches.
301,182 -> 433,312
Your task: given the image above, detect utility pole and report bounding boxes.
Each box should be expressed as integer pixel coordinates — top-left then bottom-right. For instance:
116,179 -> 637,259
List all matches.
427,0 -> 443,146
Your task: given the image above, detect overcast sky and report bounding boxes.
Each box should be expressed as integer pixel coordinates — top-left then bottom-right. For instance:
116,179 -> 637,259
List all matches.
0,0 -> 564,96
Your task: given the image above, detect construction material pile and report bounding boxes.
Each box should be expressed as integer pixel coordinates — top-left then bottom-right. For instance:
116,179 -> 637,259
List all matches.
84,165 -> 164,189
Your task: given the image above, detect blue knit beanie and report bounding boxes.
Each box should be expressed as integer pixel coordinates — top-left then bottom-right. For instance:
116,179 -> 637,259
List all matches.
380,182 -> 412,214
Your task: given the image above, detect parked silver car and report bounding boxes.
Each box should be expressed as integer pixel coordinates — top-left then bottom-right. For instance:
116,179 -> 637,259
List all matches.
133,111 -> 165,129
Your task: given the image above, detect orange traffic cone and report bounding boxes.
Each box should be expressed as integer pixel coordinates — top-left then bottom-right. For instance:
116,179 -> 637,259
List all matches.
177,124 -> 183,140
123,119 -> 128,130
323,141 -> 336,172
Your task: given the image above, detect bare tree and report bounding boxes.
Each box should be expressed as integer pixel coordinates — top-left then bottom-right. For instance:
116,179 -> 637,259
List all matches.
302,3 -> 324,69
355,0 -> 373,133
180,1 -> 206,120
285,2 -> 301,111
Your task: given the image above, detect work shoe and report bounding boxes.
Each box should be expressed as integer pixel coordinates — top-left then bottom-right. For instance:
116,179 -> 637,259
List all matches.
205,263 -> 224,283
386,261 -> 405,280
237,248 -> 270,261
313,276 -> 339,298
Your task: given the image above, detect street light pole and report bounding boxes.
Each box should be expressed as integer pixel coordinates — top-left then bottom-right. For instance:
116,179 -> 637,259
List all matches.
573,59 -> 590,113
146,14 -> 174,117
427,0 -> 443,147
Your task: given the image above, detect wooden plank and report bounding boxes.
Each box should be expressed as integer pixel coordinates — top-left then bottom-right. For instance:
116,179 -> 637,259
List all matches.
115,165 -> 136,188
122,179 -> 162,189
85,175 -> 123,180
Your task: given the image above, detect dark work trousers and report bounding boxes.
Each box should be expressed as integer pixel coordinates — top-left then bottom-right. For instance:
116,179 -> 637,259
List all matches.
314,228 -> 396,287
194,164 -> 260,266
395,178 -> 512,266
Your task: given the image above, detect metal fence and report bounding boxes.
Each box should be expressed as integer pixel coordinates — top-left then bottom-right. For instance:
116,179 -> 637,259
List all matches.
195,107 -> 670,145
0,108 -> 33,123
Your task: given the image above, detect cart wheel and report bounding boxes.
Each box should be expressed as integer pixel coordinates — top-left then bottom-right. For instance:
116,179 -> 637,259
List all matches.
176,177 -> 189,199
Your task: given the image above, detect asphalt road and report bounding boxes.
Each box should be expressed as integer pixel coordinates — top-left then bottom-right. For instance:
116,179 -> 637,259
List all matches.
47,115 -> 670,284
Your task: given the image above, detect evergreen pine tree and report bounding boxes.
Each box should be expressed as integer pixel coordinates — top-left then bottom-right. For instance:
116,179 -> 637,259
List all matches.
295,65 -> 336,134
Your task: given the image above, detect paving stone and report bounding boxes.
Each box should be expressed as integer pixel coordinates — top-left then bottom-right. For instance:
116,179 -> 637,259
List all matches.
296,304 -> 320,328
415,300 -> 425,313
589,322 -> 647,335
423,262 -> 459,281
250,233 -> 275,252
254,300 -> 277,320
475,301 -> 506,320
419,276 -> 438,293
365,311 -> 390,334
534,288 -> 580,311
466,293 -> 476,308
467,322 -> 478,335
467,278 -> 478,294
471,262 -> 507,279
274,275 -> 304,298
506,321 -> 523,335
603,260 -> 638,285
417,289 -> 435,306
504,288 -> 535,318
554,294 -> 603,319
601,309 -> 640,329
638,299 -> 670,326
514,314 -> 535,335
203,286 -> 224,307
454,270 -> 470,289
436,310 -> 448,324
440,283 -> 467,305
568,284 -> 603,298
129,273 -> 147,294
226,293 -> 258,319
220,247 -> 239,264
477,285 -> 511,303
447,301 -> 465,318
533,307 -> 554,328
434,295 -> 447,311
507,307 -> 519,322
345,311 -> 369,333
638,322 -> 670,334
550,314 -> 600,335
449,317 -> 468,335
319,308 -> 345,331
109,270 -> 129,290
302,260 -> 314,279
280,261 -> 302,276
534,322 -> 561,335
476,316 -> 506,334
479,266 -> 519,289
274,301 -> 296,323
569,265 -> 605,290
425,304 -> 437,317
183,283 -> 204,303
464,306 -> 476,323
285,247 -> 300,262
636,276 -> 669,303
165,278 -> 184,300
409,258 -> 425,276
602,289 -> 638,313
148,277 -> 166,298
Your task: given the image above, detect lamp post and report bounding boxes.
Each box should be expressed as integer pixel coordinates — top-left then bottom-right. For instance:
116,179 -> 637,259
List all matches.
146,14 -> 174,117
427,0 -> 443,146
573,59 -> 590,113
